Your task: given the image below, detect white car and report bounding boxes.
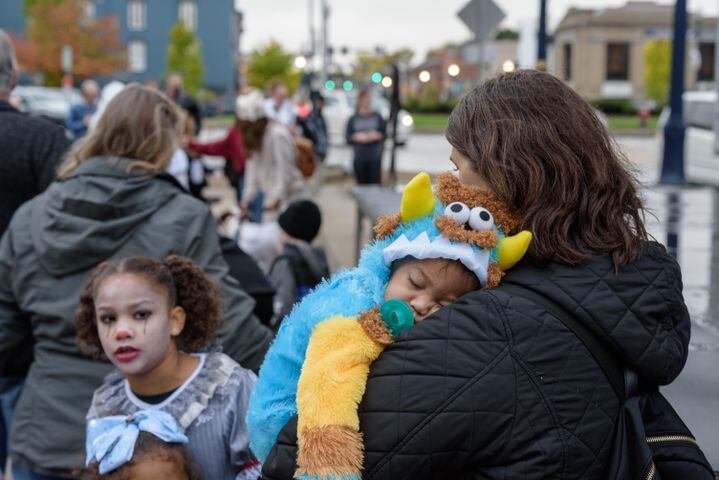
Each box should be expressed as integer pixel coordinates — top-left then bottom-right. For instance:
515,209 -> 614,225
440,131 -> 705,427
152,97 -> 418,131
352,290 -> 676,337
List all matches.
10,86 -> 82,126
657,91 -> 719,185
321,90 -> 414,146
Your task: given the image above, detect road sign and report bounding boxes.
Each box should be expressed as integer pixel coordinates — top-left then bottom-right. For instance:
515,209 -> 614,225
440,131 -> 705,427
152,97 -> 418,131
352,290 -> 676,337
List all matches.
458,0 -> 506,41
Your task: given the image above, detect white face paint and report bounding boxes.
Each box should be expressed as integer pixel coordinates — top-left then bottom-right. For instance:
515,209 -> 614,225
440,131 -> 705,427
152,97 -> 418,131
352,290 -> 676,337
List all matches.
94,274 -> 182,377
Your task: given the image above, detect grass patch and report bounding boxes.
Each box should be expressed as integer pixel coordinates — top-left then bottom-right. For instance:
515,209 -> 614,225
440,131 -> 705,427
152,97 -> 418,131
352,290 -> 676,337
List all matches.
411,113 -> 449,129
608,115 -> 658,130
205,114 -> 235,128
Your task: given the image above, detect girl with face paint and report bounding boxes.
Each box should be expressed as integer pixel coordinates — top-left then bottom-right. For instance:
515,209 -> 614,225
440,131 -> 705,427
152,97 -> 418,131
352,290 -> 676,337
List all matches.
75,255 -> 261,480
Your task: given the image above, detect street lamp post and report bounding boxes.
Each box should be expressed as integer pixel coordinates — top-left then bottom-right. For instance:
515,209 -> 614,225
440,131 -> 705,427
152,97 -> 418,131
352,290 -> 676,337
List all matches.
537,0 -> 547,71
660,0 -> 688,185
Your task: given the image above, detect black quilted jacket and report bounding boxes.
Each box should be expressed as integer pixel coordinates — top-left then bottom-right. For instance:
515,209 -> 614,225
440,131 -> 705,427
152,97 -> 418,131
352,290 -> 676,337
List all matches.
262,242 -> 690,479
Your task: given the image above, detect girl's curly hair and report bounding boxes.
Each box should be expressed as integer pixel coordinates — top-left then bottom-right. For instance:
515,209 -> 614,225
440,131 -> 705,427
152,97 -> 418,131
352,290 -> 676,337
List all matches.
75,255 -> 223,359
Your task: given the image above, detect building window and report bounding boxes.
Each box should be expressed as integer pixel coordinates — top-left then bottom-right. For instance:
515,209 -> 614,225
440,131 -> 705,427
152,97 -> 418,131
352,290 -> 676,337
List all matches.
606,43 -> 630,80
128,40 -> 147,72
563,44 -> 572,81
85,1 -> 96,20
179,1 -> 198,31
127,0 -> 146,31
698,42 -> 715,81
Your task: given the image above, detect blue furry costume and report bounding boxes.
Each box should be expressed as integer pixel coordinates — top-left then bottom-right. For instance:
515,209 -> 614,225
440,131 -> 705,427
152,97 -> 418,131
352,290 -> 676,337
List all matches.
247,172 -> 531,479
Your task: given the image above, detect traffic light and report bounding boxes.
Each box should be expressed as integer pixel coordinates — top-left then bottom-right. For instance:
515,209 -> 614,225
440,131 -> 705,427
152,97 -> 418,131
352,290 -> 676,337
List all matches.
325,80 -> 336,90
371,72 -> 383,84
343,80 -> 353,91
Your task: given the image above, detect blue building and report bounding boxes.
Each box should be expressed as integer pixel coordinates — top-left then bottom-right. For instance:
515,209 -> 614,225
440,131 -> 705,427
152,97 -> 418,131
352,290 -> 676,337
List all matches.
0,0 -> 240,103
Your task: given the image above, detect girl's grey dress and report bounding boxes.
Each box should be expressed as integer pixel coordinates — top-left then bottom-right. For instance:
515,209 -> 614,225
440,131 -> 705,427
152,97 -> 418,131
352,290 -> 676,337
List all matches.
87,352 -> 260,480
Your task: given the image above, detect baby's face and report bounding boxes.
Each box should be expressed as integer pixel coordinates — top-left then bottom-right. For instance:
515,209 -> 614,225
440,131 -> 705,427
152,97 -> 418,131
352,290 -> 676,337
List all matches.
384,258 -> 478,322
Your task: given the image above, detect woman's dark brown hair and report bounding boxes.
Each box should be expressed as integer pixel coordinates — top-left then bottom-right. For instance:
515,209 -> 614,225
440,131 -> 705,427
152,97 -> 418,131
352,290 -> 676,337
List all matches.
445,69 -> 647,268
237,117 -> 269,155
75,255 -> 222,359
81,431 -> 202,480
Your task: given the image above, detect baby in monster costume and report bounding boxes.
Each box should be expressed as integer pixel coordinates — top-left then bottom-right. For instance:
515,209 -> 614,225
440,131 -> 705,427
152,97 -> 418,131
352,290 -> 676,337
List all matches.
247,172 -> 532,479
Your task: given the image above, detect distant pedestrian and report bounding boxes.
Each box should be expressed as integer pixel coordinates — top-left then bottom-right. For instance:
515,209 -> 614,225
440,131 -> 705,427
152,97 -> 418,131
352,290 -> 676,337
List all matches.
297,91 -> 328,163
0,84 -> 271,480
167,74 -> 206,198
237,90 -> 305,222
167,73 -> 202,134
66,79 -> 98,141
263,81 -> 297,129
345,89 -> 386,184
268,200 -> 329,330
186,109 -> 248,202
0,30 -> 70,480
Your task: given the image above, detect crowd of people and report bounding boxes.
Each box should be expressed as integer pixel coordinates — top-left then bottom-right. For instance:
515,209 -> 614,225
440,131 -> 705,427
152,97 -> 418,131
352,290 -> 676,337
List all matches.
0,25 -> 715,480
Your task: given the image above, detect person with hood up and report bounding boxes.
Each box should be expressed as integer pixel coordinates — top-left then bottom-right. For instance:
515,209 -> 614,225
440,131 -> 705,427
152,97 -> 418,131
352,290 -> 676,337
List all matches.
0,84 -> 272,480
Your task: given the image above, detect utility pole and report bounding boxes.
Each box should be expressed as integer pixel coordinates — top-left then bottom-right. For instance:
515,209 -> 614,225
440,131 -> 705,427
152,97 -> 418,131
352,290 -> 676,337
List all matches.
308,0 -> 315,59
320,0 -> 329,86
660,0 -> 688,185
537,0 -> 547,71
714,8 -> 719,154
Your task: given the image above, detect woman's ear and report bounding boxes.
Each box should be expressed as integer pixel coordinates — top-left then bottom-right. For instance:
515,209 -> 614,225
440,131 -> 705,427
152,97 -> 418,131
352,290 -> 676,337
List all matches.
169,306 -> 187,337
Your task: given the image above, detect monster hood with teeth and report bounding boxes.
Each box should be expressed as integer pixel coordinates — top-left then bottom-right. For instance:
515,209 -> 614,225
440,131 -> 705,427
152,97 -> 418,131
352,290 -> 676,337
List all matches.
247,172 -> 532,479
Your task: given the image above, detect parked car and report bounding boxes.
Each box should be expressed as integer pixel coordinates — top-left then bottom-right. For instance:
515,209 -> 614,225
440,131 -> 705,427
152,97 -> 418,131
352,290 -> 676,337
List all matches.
657,91 -> 719,185
10,86 -> 82,126
322,89 -> 414,146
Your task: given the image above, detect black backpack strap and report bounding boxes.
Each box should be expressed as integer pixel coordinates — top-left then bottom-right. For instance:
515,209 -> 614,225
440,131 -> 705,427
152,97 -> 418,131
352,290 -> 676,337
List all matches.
499,285 -> 627,400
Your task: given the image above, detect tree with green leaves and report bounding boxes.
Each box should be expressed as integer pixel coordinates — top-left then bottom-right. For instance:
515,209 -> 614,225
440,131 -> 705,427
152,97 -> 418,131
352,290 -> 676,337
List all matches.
246,41 -> 301,92
643,39 -> 671,106
166,22 -> 204,96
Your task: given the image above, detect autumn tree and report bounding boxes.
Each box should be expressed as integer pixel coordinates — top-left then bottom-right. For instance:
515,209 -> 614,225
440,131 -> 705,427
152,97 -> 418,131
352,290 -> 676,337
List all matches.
644,39 -> 671,106
166,22 -> 204,96
15,0 -> 124,85
246,41 -> 301,92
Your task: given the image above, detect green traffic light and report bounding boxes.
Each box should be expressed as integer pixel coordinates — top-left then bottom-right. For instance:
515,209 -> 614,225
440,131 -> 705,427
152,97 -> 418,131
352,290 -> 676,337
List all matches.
371,72 -> 382,84
343,80 -> 353,91
325,80 -> 336,90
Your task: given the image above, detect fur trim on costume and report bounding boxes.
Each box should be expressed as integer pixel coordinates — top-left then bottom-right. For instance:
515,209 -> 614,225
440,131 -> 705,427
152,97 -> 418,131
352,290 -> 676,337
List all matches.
358,308 -> 393,346
434,215 -> 499,248
435,172 -> 521,234
373,213 -> 402,240
296,425 -> 364,478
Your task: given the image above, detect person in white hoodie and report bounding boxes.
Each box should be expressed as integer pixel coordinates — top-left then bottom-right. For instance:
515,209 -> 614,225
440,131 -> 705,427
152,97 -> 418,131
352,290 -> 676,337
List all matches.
237,90 -> 305,222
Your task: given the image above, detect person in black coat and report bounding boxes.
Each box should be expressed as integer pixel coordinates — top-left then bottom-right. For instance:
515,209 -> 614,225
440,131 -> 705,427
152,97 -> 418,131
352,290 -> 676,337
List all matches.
260,70 -> 692,479
0,31 -> 70,238
345,89 -> 386,185
0,29 -> 70,480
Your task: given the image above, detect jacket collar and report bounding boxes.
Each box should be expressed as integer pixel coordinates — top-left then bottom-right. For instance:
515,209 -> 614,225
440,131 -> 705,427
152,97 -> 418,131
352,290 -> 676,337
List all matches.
66,156 -> 160,180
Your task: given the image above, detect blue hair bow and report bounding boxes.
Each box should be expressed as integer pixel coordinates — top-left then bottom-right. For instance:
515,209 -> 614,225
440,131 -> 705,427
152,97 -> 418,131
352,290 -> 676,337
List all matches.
85,409 -> 188,474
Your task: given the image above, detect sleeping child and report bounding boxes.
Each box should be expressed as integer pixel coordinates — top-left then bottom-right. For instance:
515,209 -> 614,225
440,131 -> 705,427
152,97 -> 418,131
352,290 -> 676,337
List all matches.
247,172 -> 532,480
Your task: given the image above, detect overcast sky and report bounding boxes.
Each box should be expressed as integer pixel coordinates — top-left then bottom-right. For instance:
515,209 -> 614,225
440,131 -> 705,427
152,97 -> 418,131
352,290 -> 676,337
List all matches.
235,0 -> 719,63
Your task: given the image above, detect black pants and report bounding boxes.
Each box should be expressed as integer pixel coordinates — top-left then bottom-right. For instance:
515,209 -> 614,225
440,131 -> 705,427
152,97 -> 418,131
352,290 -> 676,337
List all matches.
353,156 -> 382,184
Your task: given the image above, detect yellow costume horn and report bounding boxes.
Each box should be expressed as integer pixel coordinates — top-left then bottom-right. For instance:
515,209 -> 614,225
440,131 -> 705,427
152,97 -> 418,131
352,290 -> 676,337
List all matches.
401,172 -> 435,222
498,231 -> 533,270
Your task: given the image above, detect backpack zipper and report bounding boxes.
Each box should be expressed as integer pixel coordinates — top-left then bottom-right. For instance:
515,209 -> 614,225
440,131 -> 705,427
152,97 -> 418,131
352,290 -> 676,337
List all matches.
646,434 -> 698,446
643,462 -> 656,480
642,435 -> 698,480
